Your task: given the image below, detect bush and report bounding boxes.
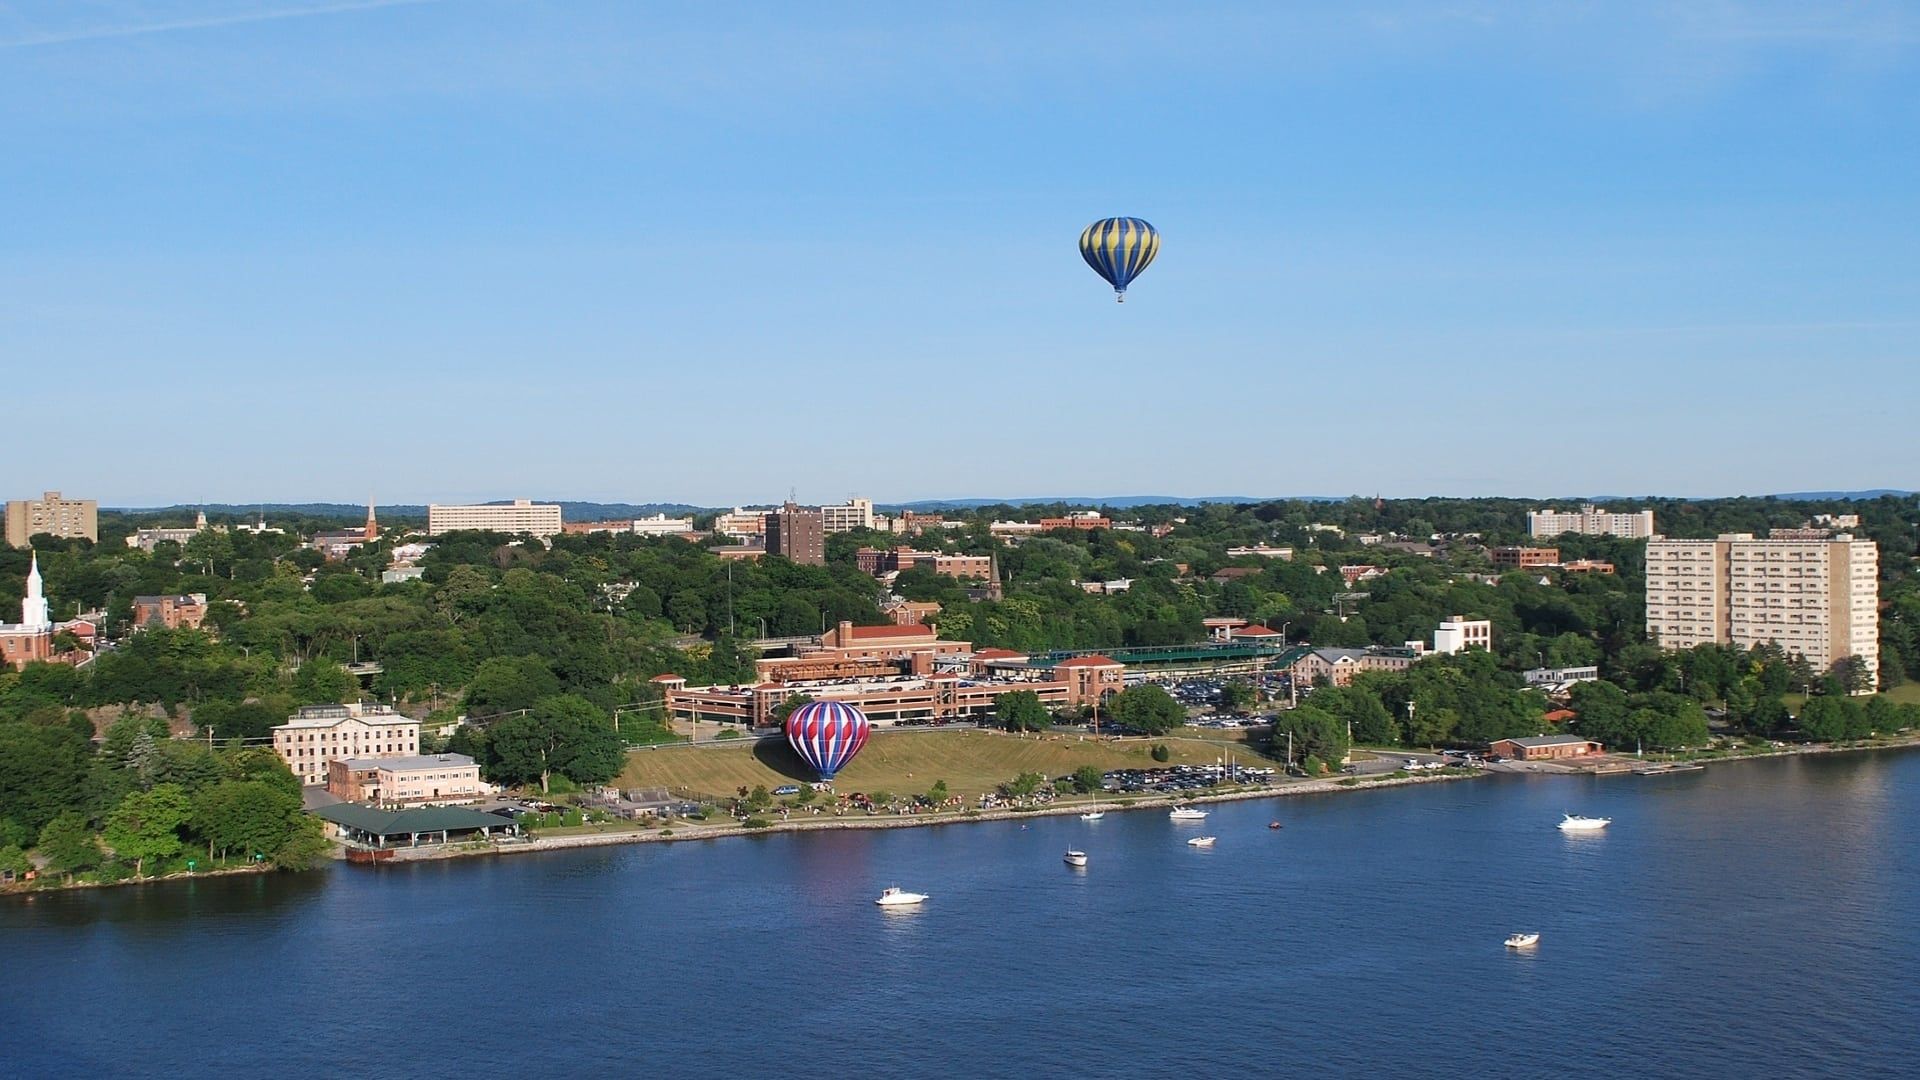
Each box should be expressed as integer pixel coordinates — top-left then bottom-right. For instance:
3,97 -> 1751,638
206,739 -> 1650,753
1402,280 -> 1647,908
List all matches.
741,816 -> 773,829
715,729 -> 743,741
1302,754 -> 1325,776
1150,744 -> 1171,763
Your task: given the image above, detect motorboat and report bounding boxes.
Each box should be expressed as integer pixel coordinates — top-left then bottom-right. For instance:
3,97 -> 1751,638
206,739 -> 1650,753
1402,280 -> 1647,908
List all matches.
1186,836 -> 1216,848
1063,849 -> 1088,867
1169,806 -> 1209,821
1504,932 -> 1540,949
1268,821 -> 1282,830
1080,811 -> 1105,821
1557,814 -> 1612,832
874,886 -> 929,907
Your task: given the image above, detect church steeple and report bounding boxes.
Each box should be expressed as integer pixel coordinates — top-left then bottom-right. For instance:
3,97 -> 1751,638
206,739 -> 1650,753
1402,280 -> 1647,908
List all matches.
22,550 -> 50,630
364,499 -> 378,542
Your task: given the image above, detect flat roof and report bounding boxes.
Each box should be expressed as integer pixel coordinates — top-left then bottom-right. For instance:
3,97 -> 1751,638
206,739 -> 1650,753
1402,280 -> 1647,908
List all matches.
339,753 -> 476,772
1503,735 -> 1598,747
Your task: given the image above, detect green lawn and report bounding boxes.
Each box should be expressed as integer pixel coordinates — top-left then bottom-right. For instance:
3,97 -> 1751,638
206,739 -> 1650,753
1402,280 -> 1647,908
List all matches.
618,726 -> 1275,802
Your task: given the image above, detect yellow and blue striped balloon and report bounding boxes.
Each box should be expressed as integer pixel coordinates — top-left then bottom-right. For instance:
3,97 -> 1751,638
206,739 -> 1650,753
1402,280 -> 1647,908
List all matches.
1079,217 -> 1160,302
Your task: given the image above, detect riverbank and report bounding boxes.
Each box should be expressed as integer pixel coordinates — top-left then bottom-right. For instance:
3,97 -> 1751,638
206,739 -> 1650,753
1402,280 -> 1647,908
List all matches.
1,861 -> 273,897
370,767 -> 1485,862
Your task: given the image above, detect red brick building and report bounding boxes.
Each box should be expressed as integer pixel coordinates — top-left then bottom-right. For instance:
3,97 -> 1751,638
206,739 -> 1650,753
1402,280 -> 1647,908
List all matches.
132,593 -> 209,631
1492,546 -> 1560,568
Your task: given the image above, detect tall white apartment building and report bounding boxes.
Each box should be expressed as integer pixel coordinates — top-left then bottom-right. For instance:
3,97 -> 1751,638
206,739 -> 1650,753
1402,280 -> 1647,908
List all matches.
272,702 -> 422,786
819,498 -> 875,533
1645,533 -> 1878,689
1528,504 -> 1655,539
427,499 -> 563,537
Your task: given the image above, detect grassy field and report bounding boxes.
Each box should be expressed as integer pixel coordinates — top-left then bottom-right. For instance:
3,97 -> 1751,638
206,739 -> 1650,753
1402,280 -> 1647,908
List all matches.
618,727 -> 1275,802
1782,683 -> 1920,712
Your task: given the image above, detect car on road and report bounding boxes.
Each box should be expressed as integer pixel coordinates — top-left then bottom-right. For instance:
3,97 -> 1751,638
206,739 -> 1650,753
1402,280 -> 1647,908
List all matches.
773,785 -> 801,796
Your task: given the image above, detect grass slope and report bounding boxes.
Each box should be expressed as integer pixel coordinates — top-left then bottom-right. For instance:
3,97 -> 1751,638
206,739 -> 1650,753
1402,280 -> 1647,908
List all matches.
619,727 -> 1271,801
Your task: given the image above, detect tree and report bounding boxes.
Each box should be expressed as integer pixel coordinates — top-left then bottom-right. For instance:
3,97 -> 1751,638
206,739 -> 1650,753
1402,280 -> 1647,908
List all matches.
488,695 -> 624,793
1219,682 -> 1257,713
191,780 -> 301,863
37,811 -> 101,877
925,779 -> 949,805
1106,685 -> 1185,735
771,694 -> 814,726
291,658 -> 355,706
1643,702 -> 1709,751
103,783 -> 191,877
1273,704 -> 1348,768
1070,764 -> 1104,794
0,721 -> 94,836
1797,696 -> 1859,742
1000,771 -> 1046,798
995,690 -> 1052,733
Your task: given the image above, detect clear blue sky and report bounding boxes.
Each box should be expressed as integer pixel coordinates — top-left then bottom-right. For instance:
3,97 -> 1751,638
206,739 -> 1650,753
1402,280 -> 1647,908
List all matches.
3,2 -> 1916,507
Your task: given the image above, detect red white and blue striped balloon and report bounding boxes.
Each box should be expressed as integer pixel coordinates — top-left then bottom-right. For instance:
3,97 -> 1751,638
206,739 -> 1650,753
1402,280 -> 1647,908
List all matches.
783,700 -> 871,780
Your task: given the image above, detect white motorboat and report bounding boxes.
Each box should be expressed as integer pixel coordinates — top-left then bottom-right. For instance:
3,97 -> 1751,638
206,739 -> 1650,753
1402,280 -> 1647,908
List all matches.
1186,836 -> 1216,848
1557,813 -> 1611,832
1169,806 -> 1209,821
1063,849 -> 1088,867
1504,932 -> 1540,949
1080,811 -> 1105,821
874,886 -> 929,907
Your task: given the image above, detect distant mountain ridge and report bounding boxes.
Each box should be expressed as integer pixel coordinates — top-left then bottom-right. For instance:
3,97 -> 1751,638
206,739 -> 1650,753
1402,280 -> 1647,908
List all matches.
104,490 -> 1914,519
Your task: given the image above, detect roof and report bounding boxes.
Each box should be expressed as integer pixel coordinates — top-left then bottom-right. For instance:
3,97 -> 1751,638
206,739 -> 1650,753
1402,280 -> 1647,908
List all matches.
1543,709 -> 1578,723
339,753 -> 475,772
1232,625 -> 1281,636
310,803 -> 514,837
1056,654 -> 1121,668
1502,735 -> 1599,748
276,708 -> 415,730
842,624 -> 934,640
1210,567 -> 1260,579
650,673 -> 684,683
973,647 -> 1027,660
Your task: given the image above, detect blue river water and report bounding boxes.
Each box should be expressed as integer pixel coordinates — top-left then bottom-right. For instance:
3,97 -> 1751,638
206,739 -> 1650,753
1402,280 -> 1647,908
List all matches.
5,750 -> 1919,1079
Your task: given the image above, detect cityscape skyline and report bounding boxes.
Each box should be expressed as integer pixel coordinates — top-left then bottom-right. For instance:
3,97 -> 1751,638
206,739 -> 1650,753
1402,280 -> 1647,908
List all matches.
6,3 -> 1917,503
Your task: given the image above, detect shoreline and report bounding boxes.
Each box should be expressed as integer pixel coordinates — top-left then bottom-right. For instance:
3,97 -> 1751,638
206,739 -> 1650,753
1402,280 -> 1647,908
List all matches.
11,735 -> 1919,891
381,768 -> 1485,862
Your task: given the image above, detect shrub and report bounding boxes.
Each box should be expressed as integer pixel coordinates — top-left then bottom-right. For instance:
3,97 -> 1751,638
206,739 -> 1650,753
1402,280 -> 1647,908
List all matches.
742,816 -> 773,829
1150,744 -> 1171,763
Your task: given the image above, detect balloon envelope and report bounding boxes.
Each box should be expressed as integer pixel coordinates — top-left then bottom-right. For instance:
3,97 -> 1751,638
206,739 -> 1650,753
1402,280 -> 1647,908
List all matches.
783,700 -> 871,780
1079,217 -> 1160,300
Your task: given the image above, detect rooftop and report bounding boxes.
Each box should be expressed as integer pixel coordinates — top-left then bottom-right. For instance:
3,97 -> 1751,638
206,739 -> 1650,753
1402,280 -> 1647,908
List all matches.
339,753 -> 476,772
310,803 -> 513,837
1504,735 -> 1599,748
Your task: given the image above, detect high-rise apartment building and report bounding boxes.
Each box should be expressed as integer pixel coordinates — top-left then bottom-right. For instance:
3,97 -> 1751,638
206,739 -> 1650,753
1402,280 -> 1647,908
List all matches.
1645,533 -> 1878,689
6,491 -> 98,547
427,499 -> 563,537
765,502 -> 825,566
1528,504 -> 1655,539
818,497 -> 875,534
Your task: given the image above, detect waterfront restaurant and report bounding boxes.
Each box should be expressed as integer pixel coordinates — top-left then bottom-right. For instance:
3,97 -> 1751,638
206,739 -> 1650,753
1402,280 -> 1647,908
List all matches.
312,804 -> 521,849
1490,735 -> 1605,761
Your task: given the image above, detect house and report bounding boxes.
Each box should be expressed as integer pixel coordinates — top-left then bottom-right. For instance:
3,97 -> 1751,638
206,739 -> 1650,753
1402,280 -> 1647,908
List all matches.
325,753 -> 489,806
1210,567 -> 1262,584
1490,735 -> 1603,760
1339,565 -> 1387,586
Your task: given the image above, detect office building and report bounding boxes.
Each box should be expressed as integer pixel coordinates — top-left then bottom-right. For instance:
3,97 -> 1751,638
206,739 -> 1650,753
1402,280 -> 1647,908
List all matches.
1492,546 -> 1559,568
765,502 -> 825,566
327,753 -> 488,805
272,703 -> 422,786
1645,533 -> 1878,689
6,491 -> 97,547
1528,504 -> 1655,539
427,499 -> 563,537
819,498 -> 875,534
713,508 -> 770,539
132,593 -> 209,631
1432,615 -> 1493,655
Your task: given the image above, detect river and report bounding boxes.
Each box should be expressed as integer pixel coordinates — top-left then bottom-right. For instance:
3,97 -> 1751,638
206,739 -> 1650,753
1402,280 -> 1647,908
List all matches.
5,750 -> 1919,1078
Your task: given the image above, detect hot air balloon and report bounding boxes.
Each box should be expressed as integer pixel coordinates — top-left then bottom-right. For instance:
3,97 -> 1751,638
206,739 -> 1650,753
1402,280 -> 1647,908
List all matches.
1079,217 -> 1160,302
783,700 -> 871,781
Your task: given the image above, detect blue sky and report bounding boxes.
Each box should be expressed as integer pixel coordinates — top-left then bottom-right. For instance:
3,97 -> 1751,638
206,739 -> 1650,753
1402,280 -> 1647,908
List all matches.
2,1 -> 1916,507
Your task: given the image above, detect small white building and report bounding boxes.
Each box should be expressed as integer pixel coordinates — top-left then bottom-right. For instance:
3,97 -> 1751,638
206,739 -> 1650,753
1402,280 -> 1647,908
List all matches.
1432,615 -> 1492,655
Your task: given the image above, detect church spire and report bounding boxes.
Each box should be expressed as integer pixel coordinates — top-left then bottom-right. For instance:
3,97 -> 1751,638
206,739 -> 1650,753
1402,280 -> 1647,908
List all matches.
364,498 -> 378,542
22,550 -> 50,630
